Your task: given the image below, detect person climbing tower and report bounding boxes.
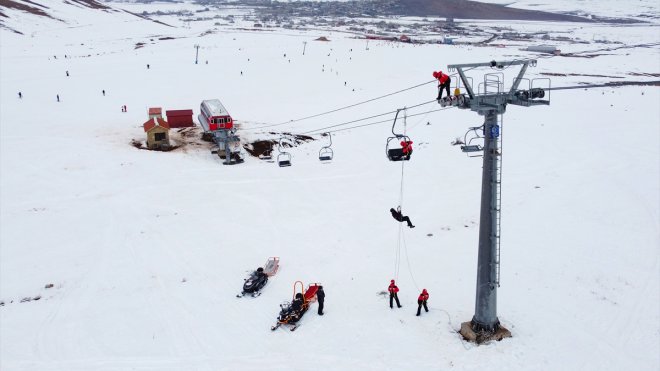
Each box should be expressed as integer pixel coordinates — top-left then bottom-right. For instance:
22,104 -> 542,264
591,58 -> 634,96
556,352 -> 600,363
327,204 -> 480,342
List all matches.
390,207 -> 414,228
388,279 -> 402,309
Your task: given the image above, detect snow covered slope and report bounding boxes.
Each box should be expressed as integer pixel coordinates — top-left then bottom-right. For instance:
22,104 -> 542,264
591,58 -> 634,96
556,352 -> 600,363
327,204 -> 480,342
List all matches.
1,1 -> 658,370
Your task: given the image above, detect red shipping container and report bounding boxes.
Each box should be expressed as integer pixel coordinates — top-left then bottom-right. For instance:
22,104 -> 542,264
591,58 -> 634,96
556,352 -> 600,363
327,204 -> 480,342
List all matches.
166,109 -> 194,128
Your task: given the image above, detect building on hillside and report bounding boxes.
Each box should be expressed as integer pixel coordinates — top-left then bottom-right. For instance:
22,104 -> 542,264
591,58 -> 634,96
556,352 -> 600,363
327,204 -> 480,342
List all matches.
148,107 -> 162,119
525,45 -> 561,55
399,35 -> 410,43
143,117 -> 170,150
166,109 -> 194,128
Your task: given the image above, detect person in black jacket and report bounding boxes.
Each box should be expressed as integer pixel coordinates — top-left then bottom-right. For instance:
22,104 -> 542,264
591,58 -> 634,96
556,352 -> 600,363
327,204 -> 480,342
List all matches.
316,286 -> 325,315
390,207 -> 414,228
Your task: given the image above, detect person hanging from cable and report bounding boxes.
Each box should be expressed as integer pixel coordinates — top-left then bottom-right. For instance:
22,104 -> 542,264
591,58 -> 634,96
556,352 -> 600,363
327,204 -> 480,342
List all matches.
390,206 -> 414,228
416,289 -> 429,316
388,279 -> 402,309
433,70 -> 451,100
400,139 -> 413,160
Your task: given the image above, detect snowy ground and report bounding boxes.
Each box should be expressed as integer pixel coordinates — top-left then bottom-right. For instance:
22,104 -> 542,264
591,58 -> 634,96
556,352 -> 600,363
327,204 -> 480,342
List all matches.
1,1 -> 659,370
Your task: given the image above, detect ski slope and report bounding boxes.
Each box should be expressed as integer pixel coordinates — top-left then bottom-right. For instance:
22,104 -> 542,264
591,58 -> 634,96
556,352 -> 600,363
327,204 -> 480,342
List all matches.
0,1 -> 659,370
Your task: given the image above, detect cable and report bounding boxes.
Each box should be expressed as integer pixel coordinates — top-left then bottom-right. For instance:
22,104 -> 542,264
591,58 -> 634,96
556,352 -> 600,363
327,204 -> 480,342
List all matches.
300,99 -> 437,135
243,80 -> 436,131
304,106 -> 454,135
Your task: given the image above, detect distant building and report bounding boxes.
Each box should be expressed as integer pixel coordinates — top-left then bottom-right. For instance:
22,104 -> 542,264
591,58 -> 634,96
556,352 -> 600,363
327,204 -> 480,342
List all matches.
148,107 -> 162,119
143,117 -> 170,150
399,35 -> 411,43
525,45 -> 561,55
166,109 -> 194,128
315,36 -> 330,42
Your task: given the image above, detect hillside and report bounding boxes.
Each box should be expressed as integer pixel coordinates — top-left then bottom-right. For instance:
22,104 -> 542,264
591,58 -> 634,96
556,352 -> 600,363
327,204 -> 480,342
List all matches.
0,0 -> 658,370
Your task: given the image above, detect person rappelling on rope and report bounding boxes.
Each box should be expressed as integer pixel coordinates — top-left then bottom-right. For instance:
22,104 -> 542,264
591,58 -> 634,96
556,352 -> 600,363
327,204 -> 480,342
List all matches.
433,70 -> 451,100
390,206 -> 414,228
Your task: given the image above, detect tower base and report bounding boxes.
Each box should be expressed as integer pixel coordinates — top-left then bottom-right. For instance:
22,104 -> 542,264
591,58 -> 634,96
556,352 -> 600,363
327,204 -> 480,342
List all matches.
459,321 -> 511,344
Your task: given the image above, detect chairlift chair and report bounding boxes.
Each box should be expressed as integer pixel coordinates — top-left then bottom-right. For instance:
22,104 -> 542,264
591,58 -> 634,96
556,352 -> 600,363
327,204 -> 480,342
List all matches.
386,109 -> 412,162
460,126 -> 484,157
277,137 -> 292,167
318,132 -> 334,162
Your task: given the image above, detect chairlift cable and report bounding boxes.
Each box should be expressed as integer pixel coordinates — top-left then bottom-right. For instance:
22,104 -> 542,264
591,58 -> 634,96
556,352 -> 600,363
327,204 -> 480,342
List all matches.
299,99 -> 437,135
243,80 -> 436,131
304,106 -> 454,136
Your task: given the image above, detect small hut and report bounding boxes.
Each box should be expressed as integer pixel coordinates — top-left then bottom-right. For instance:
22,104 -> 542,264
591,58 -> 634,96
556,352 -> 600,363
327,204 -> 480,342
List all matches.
148,107 -> 162,119
143,117 -> 170,150
166,109 -> 194,128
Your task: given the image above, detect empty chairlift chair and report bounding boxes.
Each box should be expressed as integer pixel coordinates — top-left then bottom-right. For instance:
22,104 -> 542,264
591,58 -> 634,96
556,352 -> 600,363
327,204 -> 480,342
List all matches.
386,109 -> 413,162
460,125 -> 484,157
318,132 -> 334,162
277,137 -> 292,167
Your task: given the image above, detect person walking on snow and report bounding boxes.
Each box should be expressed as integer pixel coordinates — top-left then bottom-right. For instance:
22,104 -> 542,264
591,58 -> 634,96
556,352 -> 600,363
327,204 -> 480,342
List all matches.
433,70 -> 451,100
416,289 -> 429,316
18,92 -> 22,99
388,279 -> 402,308
56,94 -> 60,102
317,286 -> 325,315
390,207 -> 414,228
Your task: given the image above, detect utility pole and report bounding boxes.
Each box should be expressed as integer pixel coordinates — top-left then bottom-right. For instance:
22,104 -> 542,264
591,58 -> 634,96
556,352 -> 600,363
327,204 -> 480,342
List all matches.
441,59 -> 550,344
366,39 -> 369,50
194,44 -> 200,64
302,41 -> 307,55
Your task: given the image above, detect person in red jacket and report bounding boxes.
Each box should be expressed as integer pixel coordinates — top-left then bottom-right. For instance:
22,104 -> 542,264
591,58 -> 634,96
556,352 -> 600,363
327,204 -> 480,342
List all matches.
433,71 -> 451,100
388,279 -> 402,309
400,139 -> 413,158
416,289 -> 429,316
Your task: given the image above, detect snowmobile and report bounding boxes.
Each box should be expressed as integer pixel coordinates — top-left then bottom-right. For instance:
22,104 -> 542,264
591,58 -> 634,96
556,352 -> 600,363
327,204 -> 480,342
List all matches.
236,257 -> 280,298
237,268 -> 268,298
271,281 -> 321,331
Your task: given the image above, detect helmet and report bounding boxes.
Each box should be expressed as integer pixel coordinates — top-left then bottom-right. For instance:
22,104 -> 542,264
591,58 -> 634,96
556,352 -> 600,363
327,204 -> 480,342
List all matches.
295,293 -> 303,299
390,279 -> 395,284
432,71 -> 438,78
257,267 -> 264,272
422,289 -> 427,294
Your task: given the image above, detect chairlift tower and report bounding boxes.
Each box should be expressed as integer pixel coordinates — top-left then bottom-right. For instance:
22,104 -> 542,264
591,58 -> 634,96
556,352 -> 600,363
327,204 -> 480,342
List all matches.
443,59 -> 550,343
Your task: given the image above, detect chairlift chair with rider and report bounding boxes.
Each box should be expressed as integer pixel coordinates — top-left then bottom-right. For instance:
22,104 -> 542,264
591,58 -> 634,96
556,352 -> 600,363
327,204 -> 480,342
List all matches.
386,109 -> 412,162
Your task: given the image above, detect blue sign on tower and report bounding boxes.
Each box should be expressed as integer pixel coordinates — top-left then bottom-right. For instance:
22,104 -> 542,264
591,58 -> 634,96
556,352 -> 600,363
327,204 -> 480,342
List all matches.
490,125 -> 500,138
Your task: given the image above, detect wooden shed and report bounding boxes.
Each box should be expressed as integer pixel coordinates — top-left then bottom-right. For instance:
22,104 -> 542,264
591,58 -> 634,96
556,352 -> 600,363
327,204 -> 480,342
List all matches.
166,109 -> 194,128
148,107 -> 162,119
143,117 -> 170,150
